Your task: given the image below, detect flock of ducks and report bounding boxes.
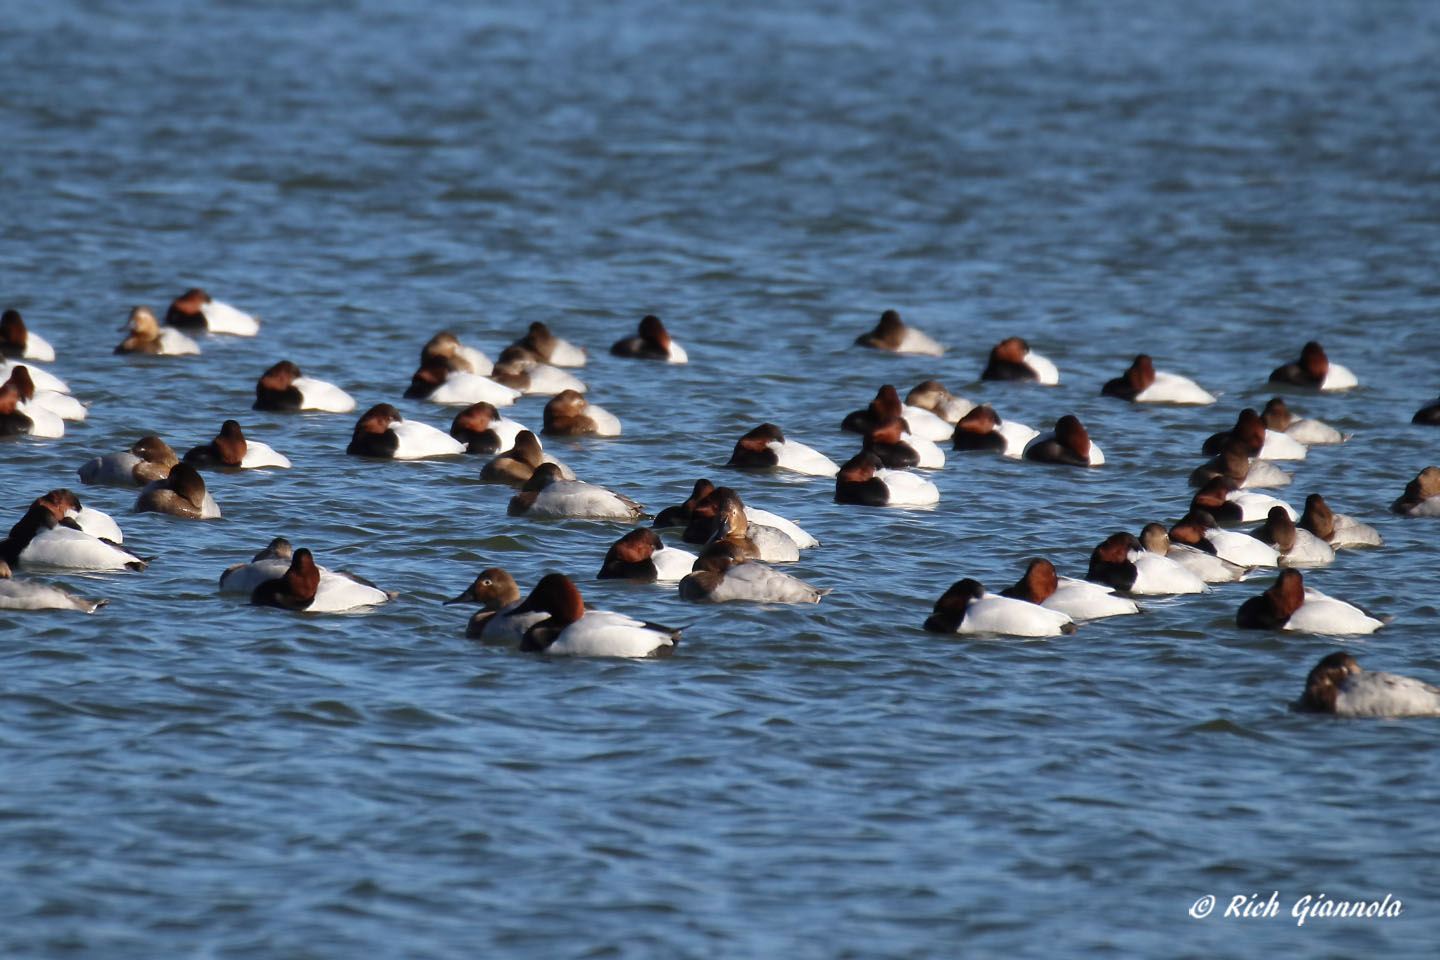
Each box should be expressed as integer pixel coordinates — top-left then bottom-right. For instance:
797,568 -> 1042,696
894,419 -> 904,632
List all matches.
3,299 -> 1440,717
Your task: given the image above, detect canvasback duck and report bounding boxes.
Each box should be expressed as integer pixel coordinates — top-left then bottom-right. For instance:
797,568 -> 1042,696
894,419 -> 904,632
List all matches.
1269,341 -> 1357,391
1189,476 -> 1297,525
0,309 -> 55,362
1261,397 -> 1347,444
0,377 -> 58,439
598,529 -> 698,582
653,478 -> 717,528
1237,569 -> 1384,635
905,380 -> 975,424
33,489 -> 124,544
680,486 -> 802,562
1189,439 -> 1291,489
1392,466 -> 1440,517
1,499 -> 147,572
164,288 -> 259,336
949,404 -> 1039,459
182,420 -> 291,470
1412,395 -> 1440,426
0,559 -> 105,613
1023,415 -> 1104,466
610,314 -> 688,363
134,463 -> 221,519
488,345 -> 588,395
508,463 -> 642,520
542,389 -> 622,437
253,360 -> 355,412
250,546 -> 394,613
999,558 -> 1139,619
220,538 -> 396,613
1,358 -> 67,395
841,384 -> 952,443
513,573 -> 679,657
404,354 -> 521,407
1294,653 -> 1440,716
1139,522 -> 1249,583
1169,510 -> 1280,569
726,423 -> 838,476
514,322 -> 587,367
115,306 -> 200,355
449,401 -> 527,454
443,567 -> 546,642
861,417 -> 945,469
852,309 -> 944,356
1299,494 -> 1382,548
78,436 -> 178,486
656,480 -> 816,548
1085,532 -> 1209,596
833,451 -> 940,506
421,331 -> 492,376
1101,354 -> 1216,404
1201,408 -> 1307,461
2,365 -> 84,422
981,336 -> 1059,384
924,578 -> 1075,637
678,547 -> 828,604
1250,506 -> 1335,567
347,404 -> 465,459
479,430 -> 576,486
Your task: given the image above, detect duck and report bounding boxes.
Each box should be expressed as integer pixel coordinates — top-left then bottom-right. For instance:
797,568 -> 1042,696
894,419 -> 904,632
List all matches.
1392,466 -> 1440,517
253,360 -> 355,412
1138,523 -> 1249,583
598,529 -> 698,582
1201,408 -> 1307,461
182,420 -> 291,470
656,480 -> 817,549
1237,569 -> 1384,635
163,288 -> 260,336
678,547 -> 828,604
479,430 -> 575,486
726,423 -> 838,476
923,578 -> 1076,636
404,354 -> 521,406
680,486 -> 802,562
999,558 -> 1139,619
220,538 -> 395,613
134,463 -> 221,518
449,402 -> 527,454
949,404 -> 1039,459
1085,532 -> 1209,596
114,306 -> 200,355
0,559 -> 105,613
443,567 -> 546,642
0,376 -> 61,439
421,331 -> 492,375
1269,341 -> 1357,391
861,417 -> 945,469
840,384 -> 952,443
905,380 -> 975,424
1260,397 -> 1347,444
507,463 -> 642,520
1250,506 -> 1335,567
512,573 -> 678,656
0,309 -> 55,362
1189,476 -> 1297,525
250,547 -> 395,612
542,389 -> 622,437
78,436 -> 179,486
981,336 -> 1059,384
347,404 -> 465,459
32,489 -> 125,544
1,499 -> 147,572
852,309 -> 944,356
1298,494 -> 1383,548
610,314 -> 688,363
1169,510 -> 1280,569
1023,415 -> 1104,466
1293,653 -> 1440,716
512,321 -> 587,367
2,365 -> 83,431
833,451 -> 940,506
1100,354 -> 1216,404
1189,439 -> 1291,489
1412,395 -> 1440,426
487,345 -> 588,396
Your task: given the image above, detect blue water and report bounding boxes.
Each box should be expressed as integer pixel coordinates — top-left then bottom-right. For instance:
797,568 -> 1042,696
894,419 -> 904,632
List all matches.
4,1 -> 1440,956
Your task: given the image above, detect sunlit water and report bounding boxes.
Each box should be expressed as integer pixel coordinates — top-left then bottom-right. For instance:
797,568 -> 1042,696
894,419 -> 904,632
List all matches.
3,1 -> 1440,956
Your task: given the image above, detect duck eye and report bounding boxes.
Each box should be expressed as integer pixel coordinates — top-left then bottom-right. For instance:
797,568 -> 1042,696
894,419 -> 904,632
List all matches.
481,578 -> 492,586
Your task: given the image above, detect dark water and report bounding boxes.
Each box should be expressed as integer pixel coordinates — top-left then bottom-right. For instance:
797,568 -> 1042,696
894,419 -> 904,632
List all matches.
4,1 -> 1440,956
